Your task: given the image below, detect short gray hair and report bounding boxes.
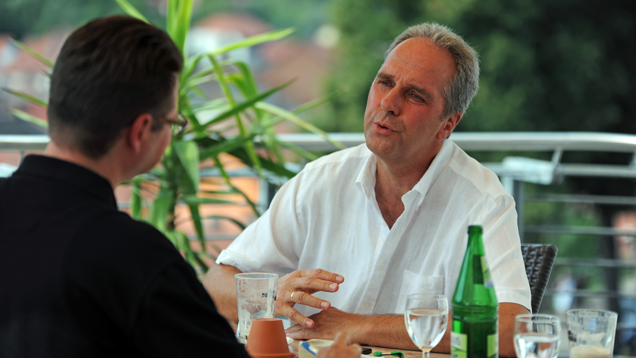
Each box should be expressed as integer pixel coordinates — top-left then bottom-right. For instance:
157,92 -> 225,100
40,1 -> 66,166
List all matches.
386,23 -> 479,119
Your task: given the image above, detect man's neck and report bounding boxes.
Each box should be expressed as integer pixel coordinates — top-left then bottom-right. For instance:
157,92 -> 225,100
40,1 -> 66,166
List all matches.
375,152 -> 435,199
43,142 -> 122,188
372,144 -> 444,228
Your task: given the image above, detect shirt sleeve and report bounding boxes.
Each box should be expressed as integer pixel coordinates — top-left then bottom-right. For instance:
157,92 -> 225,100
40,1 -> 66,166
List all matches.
481,194 -> 532,311
130,258 -> 251,358
216,173 -> 306,276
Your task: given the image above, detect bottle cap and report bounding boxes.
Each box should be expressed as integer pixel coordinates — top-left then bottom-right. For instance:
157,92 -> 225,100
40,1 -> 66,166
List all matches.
468,225 -> 482,234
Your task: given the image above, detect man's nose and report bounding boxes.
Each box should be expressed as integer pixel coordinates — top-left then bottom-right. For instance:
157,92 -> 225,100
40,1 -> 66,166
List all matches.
380,88 -> 401,116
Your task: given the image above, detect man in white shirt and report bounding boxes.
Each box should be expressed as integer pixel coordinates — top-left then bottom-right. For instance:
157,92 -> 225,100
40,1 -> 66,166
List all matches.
204,23 -> 531,356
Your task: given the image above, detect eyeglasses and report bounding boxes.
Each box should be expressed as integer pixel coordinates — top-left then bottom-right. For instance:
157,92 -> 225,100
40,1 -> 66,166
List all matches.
157,113 -> 189,136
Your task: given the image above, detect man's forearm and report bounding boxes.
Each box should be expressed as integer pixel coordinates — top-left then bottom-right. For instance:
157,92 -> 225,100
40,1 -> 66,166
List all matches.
355,314 -> 420,350
203,263 -> 242,323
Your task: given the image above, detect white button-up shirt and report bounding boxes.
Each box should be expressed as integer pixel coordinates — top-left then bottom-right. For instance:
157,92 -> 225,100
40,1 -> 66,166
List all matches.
217,140 -> 532,317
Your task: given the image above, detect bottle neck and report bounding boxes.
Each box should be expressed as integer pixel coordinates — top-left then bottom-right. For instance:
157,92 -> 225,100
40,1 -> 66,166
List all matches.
467,227 -> 484,257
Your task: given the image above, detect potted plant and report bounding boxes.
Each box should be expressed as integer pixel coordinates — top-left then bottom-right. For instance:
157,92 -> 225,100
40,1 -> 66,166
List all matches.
4,0 -> 344,273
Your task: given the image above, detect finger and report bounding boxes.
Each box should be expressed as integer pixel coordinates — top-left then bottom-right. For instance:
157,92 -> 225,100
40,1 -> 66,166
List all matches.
289,290 -> 332,310
290,274 -> 341,294
298,268 -> 345,284
282,304 -> 314,328
349,343 -> 362,355
333,331 -> 351,345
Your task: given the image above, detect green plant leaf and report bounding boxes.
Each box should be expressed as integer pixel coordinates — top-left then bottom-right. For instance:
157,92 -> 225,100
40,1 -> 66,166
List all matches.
208,28 -> 295,56
9,109 -> 48,128
232,62 -> 259,97
225,144 -> 297,179
189,98 -> 227,114
292,87 -> 349,115
9,38 -> 54,68
190,85 -> 206,100
207,54 -> 263,176
166,0 -> 192,55
181,194 -> 235,205
275,138 -> 319,161
2,88 -> 48,108
173,140 -> 200,191
180,55 -> 205,85
148,188 -> 174,231
187,203 -> 206,253
203,80 -> 293,128
200,215 -> 247,230
114,0 -> 149,23
198,135 -> 256,160
255,102 -> 346,150
130,176 -> 143,220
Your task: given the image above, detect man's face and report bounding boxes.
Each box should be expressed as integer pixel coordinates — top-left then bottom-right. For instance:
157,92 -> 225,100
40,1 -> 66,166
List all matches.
364,37 -> 458,166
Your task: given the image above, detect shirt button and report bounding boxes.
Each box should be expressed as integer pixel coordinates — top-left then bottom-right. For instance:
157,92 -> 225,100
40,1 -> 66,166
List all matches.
378,263 -> 385,269
381,222 -> 387,227
364,301 -> 371,308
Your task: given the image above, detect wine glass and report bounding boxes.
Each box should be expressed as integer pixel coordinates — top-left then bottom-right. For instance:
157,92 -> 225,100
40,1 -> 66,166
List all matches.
514,314 -> 561,358
404,294 -> 448,358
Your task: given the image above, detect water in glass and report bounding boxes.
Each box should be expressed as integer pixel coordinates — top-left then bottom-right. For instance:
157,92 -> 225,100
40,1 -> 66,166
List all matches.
514,314 -> 561,358
514,332 -> 560,358
404,294 -> 448,358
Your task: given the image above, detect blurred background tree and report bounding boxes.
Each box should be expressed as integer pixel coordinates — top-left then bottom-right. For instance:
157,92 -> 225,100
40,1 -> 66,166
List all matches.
321,0 -> 636,136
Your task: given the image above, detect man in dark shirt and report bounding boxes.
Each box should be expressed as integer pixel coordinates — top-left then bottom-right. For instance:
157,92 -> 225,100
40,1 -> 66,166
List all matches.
0,15 -> 359,358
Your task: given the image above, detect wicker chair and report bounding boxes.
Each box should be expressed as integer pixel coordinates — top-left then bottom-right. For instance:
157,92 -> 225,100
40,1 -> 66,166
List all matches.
521,244 -> 558,313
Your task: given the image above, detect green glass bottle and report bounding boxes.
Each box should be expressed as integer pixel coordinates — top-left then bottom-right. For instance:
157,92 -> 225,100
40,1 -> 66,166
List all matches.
450,225 -> 498,358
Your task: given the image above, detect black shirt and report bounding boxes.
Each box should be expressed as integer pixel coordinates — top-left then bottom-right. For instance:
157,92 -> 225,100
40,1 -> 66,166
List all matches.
0,155 -> 250,358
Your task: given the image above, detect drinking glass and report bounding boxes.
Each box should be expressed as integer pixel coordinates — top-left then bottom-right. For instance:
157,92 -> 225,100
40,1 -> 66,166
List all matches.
404,294 -> 448,358
567,309 -> 617,358
235,273 -> 278,344
514,314 -> 561,358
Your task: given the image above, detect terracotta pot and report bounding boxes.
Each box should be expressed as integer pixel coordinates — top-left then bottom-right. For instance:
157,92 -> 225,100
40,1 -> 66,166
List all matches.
245,318 -> 296,358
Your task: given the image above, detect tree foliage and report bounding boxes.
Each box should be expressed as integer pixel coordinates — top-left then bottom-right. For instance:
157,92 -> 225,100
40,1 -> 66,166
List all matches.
323,0 -> 636,137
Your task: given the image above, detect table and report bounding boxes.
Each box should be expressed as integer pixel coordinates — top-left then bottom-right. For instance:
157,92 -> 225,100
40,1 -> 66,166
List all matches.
289,340 -> 449,357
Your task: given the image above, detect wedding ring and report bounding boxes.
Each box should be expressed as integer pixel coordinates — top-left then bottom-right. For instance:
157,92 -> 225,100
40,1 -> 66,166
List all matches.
290,291 -> 297,303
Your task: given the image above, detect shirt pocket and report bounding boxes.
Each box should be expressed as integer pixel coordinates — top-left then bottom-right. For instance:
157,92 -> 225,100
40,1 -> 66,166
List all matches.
394,270 -> 444,313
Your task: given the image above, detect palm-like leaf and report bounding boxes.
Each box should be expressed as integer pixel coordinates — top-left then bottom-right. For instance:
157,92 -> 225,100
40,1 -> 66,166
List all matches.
6,0 -> 343,273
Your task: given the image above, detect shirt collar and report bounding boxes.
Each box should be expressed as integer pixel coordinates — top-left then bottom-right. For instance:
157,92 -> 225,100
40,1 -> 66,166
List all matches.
356,146 -> 377,202
356,140 -> 455,205
410,139 -> 454,203
14,155 -> 118,209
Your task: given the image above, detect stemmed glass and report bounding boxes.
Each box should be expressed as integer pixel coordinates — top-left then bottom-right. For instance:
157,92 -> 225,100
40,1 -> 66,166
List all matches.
404,294 -> 448,358
514,314 -> 561,358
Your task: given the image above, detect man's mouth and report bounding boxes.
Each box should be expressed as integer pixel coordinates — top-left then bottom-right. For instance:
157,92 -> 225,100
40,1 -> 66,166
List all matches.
374,122 -> 395,134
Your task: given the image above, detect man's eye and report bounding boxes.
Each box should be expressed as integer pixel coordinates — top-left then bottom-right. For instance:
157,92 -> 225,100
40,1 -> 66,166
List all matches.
411,93 -> 423,101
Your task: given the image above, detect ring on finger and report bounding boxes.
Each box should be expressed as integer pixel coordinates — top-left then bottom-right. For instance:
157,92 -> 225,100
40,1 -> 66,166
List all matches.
290,291 -> 297,303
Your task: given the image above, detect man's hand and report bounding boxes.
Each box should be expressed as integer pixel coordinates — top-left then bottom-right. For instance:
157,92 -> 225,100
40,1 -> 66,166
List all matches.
286,307 -> 367,342
316,332 -> 361,358
276,269 -> 344,328
286,308 -> 416,349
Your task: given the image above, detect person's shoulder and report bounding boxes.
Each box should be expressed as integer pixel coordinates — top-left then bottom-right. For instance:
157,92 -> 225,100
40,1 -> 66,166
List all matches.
446,141 -> 509,198
302,144 -> 371,173
71,209 -> 180,266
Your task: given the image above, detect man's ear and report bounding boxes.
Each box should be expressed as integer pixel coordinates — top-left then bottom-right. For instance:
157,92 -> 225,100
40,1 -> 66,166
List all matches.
437,112 -> 463,141
127,113 -> 153,154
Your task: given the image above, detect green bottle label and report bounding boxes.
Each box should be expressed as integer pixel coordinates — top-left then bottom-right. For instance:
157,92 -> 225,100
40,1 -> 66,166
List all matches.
450,331 -> 467,358
488,333 -> 498,358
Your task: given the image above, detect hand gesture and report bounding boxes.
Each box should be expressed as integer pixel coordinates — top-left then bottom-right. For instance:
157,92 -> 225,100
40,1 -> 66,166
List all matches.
276,269 -> 344,327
